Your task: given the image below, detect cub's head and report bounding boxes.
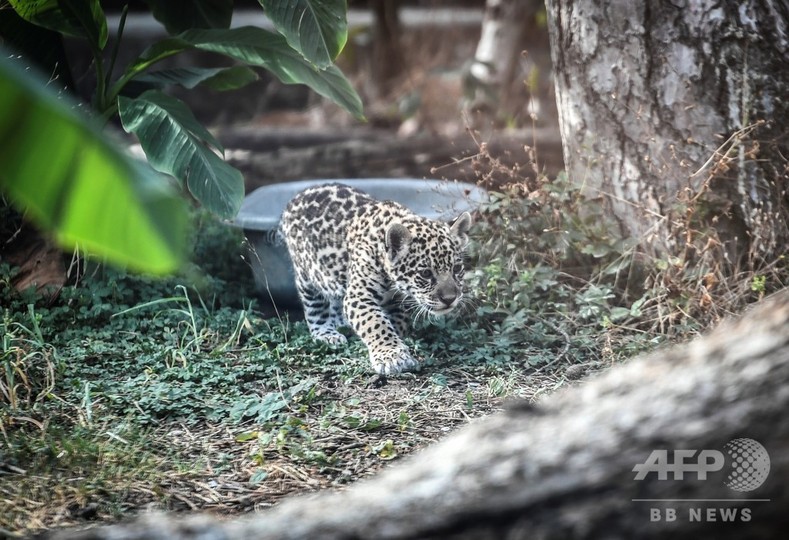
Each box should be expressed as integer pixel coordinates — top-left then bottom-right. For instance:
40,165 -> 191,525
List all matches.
385,212 -> 472,315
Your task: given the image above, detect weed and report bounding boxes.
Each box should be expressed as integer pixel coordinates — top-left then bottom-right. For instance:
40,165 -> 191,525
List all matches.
0,419 -> 166,531
1,306 -> 60,411
463,130 -> 787,371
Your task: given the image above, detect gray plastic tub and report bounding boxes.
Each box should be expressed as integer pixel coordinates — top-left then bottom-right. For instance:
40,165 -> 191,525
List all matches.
230,178 -> 488,307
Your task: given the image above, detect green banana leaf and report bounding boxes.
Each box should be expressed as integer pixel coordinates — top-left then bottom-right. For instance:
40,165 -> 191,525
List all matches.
117,26 -> 363,120
0,55 -> 187,274
8,0 -> 107,50
135,66 -> 259,91
258,0 -> 348,69
144,0 -> 234,35
118,90 -> 245,219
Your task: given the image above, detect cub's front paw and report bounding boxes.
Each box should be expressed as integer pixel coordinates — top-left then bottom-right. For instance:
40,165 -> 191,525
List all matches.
370,347 -> 421,375
311,329 -> 347,346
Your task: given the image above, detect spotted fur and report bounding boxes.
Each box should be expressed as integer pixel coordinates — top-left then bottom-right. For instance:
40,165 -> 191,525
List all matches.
279,183 -> 472,375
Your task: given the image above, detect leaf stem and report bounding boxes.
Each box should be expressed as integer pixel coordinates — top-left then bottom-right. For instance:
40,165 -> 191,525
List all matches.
93,44 -> 107,114
105,4 -> 129,92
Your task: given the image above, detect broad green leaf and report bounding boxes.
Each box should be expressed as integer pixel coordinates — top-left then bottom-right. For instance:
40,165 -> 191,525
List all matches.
135,66 -> 259,91
259,0 -> 348,68
182,27 -> 362,118
143,0 -> 233,35
121,26 -> 363,119
608,307 -> 631,322
118,90 -> 244,219
118,37 -> 192,84
9,0 -> 107,50
126,90 -> 224,152
0,55 -> 187,274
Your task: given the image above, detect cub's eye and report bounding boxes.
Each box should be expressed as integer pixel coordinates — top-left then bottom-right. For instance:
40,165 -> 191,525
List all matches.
418,269 -> 433,279
453,263 -> 465,275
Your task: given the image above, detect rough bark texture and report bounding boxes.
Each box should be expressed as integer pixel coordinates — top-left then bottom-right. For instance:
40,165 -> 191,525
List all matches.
46,290 -> 789,539
545,0 -> 789,257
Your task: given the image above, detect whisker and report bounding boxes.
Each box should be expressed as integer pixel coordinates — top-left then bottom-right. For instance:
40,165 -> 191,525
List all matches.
418,305 -> 431,326
457,295 -> 478,315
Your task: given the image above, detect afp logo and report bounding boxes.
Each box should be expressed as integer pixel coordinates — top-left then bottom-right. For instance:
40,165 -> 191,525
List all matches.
633,438 -> 770,492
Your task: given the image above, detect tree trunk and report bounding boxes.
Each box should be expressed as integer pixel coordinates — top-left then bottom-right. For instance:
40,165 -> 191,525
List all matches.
468,0 -> 528,108
466,0 -> 546,124
369,0 -> 404,99
46,290 -> 789,539
545,0 -> 789,258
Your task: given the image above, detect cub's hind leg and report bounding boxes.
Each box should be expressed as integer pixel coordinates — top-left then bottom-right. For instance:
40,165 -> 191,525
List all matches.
296,278 -> 347,346
328,297 -> 347,332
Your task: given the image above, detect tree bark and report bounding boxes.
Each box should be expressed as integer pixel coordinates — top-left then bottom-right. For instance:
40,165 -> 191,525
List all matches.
46,289 -> 789,539
545,0 -> 789,258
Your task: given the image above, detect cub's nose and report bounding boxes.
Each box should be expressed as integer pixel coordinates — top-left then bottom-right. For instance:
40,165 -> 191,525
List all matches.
437,284 -> 458,307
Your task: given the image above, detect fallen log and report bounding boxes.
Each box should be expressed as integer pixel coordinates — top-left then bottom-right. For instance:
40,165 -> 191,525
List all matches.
46,290 -> 789,539
219,128 -> 564,191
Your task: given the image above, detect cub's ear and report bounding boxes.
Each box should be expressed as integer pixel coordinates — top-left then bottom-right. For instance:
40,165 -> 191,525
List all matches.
450,212 -> 472,248
386,223 -> 412,261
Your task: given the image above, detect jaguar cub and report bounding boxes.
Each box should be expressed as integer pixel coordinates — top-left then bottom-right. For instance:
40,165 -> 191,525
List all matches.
280,183 -> 472,375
